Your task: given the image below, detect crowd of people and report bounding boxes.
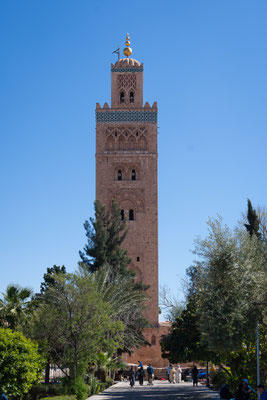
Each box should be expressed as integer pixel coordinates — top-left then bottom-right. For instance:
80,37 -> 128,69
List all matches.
127,361 -> 267,400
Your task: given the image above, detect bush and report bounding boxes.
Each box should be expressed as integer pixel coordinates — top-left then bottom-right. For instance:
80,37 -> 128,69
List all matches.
0,328 -> 45,397
87,374 -> 101,396
62,377 -> 88,400
24,384 -> 64,400
40,396 -> 76,400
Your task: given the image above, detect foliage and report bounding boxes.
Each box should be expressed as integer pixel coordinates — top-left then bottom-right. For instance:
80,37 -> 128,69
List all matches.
40,265 -> 66,294
25,383 -> 65,400
244,199 -> 261,238
87,374 -> 101,396
40,396 -> 76,400
0,328 -> 45,397
27,272 -> 124,383
62,376 -> 88,400
79,200 -> 132,277
161,297 -> 214,363
190,217 -> 266,353
90,265 -> 149,353
0,284 -> 33,330
159,285 -> 184,322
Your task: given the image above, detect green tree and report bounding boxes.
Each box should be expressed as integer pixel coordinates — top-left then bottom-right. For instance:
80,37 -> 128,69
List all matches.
190,217 -> 266,353
0,284 -> 33,330
29,272 -> 124,384
90,265 -> 149,353
40,265 -> 66,294
79,200 -> 132,277
244,199 -> 261,238
161,297 -> 213,363
0,328 -> 44,397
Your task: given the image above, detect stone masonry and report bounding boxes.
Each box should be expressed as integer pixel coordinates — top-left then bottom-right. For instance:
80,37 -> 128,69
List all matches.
95,56 -> 170,367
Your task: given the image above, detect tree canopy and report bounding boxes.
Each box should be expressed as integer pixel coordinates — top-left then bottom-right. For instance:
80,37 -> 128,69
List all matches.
79,200 -> 132,278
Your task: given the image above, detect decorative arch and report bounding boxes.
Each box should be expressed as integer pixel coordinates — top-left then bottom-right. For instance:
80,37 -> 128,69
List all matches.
127,134 -> 136,150
118,136 -> 126,150
106,135 -> 115,151
138,135 -> 147,151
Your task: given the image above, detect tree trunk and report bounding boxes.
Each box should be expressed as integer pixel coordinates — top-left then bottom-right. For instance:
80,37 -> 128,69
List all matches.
45,362 -> 50,384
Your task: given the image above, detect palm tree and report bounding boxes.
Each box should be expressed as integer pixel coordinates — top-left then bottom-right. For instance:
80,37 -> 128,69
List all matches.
0,284 -> 33,329
89,264 -> 150,353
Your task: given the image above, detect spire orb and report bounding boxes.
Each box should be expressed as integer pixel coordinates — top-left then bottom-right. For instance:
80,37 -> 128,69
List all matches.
123,33 -> 132,58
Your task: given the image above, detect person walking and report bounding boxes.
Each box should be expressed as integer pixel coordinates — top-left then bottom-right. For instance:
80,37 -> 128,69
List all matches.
129,366 -> 135,387
138,366 -> 145,385
257,385 -> 267,400
191,365 -> 198,387
147,364 -> 154,385
0,393 -> 8,400
166,364 -> 171,382
169,365 -> 176,383
175,364 -> 182,383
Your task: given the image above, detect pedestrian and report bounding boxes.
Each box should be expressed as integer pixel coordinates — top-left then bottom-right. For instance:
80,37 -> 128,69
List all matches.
147,364 -> 154,385
169,365 -> 176,383
166,364 -> 171,382
191,365 -> 198,387
257,385 -> 267,400
129,366 -> 135,387
138,366 -> 145,385
138,360 -> 143,368
235,382 -> 250,400
175,364 -> 182,383
219,383 -> 234,400
0,393 -> 8,400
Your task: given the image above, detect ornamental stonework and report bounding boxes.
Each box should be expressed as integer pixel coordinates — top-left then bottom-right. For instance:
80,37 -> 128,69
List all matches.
110,188 -> 145,212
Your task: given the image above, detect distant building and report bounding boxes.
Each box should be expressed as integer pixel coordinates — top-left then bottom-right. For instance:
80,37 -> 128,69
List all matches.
95,34 -> 170,367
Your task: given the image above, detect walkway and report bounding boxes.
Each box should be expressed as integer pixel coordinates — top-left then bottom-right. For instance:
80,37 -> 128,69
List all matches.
89,381 -> 220,400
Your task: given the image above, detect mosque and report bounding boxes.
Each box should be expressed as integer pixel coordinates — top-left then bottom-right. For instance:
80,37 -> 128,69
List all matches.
95,34 -> 171,368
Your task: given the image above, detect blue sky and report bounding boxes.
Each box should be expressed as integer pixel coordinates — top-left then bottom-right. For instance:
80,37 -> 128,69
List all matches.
1,1 -> 267,301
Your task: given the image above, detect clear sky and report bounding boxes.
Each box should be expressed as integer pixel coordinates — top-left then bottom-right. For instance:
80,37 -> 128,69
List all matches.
1,0 -> 267,301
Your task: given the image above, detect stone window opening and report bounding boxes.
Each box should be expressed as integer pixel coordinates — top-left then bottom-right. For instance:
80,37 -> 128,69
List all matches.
137,256 -> 140,262
117,170 -> 122,181
120,92 -> 125,103
129,209 -> 134,221
151,335 -> 156,346
115,131 -> 118,137
136,131 -> 139,137
121,209 -> 125,221
130,91 -> 134,103
131,169 -> 136,181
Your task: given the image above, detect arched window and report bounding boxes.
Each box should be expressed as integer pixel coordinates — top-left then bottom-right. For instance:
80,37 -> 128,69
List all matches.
130,91 -> 134,103
151,335 -> 156,346
131,169 -> 136,180
117,170 -> 122,181
121,209 -> 124,221
120,92 -> 125,103
129,209 -> 134,221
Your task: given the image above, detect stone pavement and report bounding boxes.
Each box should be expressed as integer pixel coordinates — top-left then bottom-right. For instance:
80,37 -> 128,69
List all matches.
89,380 -> 220,400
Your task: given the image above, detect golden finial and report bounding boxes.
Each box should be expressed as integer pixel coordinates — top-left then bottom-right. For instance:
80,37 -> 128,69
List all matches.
123,33 -> 132,57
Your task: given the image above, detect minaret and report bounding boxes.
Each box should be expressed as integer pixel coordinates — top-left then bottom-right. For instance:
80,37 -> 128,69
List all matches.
95,34 -> 158,325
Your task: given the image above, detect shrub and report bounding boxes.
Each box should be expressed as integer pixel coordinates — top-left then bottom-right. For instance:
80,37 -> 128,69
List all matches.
40,396 -> 76,400
0,328 -> 45,397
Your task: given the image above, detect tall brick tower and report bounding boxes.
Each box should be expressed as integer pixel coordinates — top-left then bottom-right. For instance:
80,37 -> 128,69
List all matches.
95,35 -> 170,366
